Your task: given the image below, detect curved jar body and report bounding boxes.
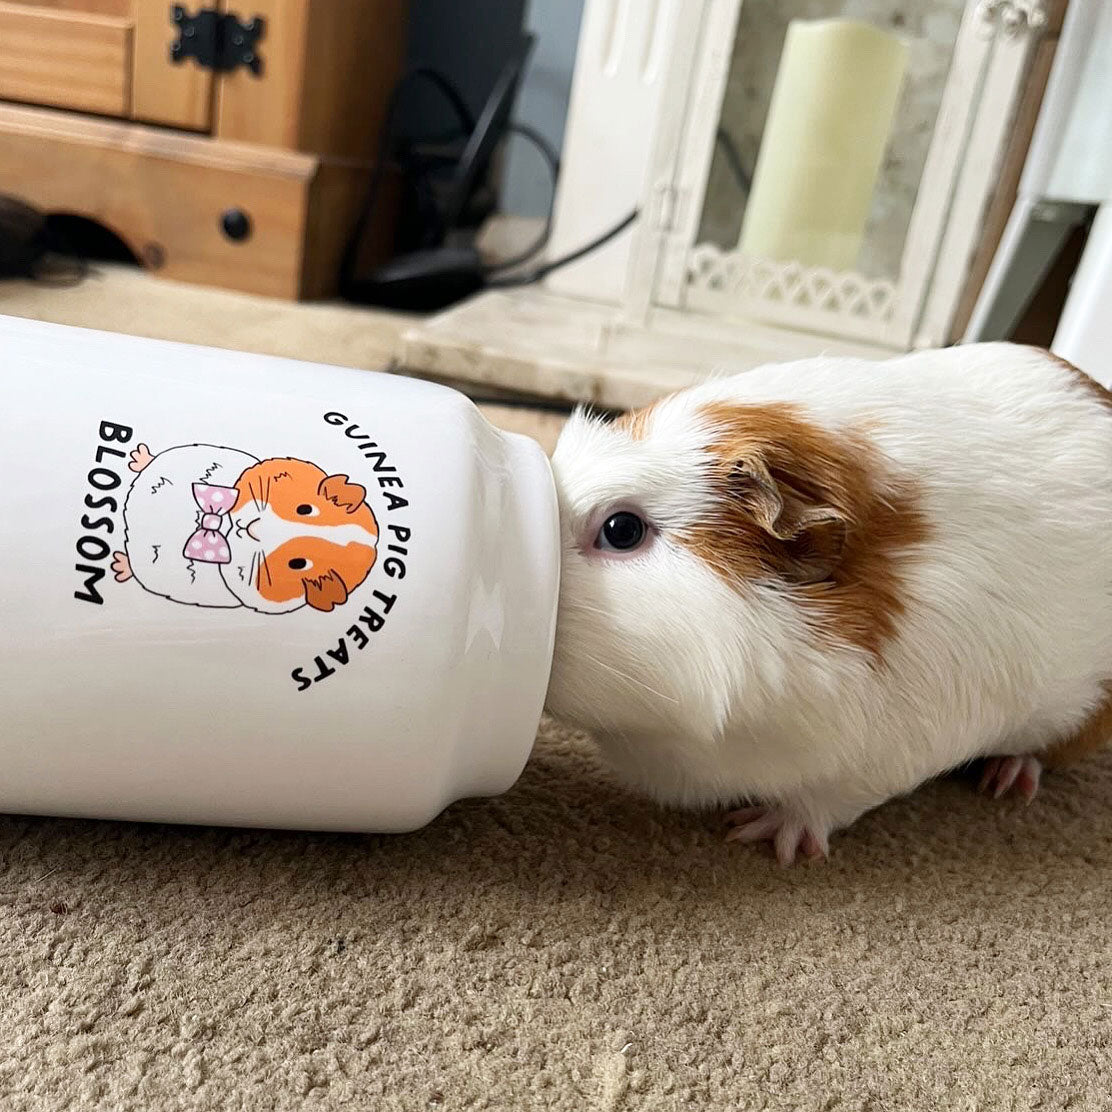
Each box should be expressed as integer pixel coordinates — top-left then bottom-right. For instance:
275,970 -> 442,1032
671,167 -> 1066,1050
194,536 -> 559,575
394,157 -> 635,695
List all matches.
0,317 -> 560,831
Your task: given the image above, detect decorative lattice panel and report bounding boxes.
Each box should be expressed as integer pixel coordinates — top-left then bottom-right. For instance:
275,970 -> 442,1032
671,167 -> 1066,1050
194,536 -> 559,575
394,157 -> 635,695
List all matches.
687,244 -> 899,323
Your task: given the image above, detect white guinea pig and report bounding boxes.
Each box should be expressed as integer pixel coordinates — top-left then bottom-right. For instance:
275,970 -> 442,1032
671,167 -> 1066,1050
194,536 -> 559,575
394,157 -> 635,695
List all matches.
546,343 -> 1112,864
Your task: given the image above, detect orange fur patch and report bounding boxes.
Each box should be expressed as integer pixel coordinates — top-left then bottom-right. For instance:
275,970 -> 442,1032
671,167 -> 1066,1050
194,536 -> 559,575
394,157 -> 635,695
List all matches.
683,402 -> 930,664
614,399 -> 663,441
1042,683 -> 1112,768
303,569 -> 353,613
1039,348 -> 1112,412
319,474 -> 370,514
257,535 -> 376,608
233,458 -> 379,538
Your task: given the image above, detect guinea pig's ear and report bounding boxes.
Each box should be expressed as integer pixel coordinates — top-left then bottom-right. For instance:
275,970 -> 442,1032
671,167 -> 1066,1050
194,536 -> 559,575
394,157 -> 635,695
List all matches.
304,570 -> 349,612
318,474 -> 367,514
732,457 -> 848,585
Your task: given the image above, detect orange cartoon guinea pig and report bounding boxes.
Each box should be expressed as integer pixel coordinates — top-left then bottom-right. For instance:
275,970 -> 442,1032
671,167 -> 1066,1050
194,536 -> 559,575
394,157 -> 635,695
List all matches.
112,443 -> 379,614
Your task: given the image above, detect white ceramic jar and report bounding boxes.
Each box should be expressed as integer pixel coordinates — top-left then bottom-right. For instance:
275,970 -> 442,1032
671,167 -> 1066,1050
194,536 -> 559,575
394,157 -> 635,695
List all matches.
0,315 -> 560,831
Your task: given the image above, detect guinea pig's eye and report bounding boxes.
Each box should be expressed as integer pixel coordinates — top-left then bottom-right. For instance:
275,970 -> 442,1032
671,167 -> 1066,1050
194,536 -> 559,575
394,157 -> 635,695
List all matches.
288,557 -> 310,570
296,503 -> 317,516
595,511 -> 647,553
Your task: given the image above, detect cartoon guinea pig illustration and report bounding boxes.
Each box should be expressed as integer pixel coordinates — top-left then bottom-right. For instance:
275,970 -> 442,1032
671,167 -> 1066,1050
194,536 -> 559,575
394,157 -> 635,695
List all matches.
112,443 -> 378,614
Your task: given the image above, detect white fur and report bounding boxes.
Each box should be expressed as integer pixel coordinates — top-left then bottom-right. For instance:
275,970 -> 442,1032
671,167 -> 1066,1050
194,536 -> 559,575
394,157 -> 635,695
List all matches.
546,343 -> 1112,846
123,444 -> 257,608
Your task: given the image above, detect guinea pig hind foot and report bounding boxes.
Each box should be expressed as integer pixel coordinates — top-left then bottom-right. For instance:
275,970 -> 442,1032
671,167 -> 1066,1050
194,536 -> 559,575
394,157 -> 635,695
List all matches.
725,805 -> 829,867
977,755 -> 1042,803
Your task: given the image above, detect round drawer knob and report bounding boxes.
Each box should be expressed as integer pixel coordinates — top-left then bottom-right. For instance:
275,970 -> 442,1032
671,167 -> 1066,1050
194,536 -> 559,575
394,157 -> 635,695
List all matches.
221,209 -> 252,242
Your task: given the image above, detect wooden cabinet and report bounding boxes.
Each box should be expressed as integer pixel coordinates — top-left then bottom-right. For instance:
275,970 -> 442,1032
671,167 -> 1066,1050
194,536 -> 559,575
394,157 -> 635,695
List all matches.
0,1 -> 136,116
0,0 -> 407,297
134,0 -> 219,129
0,0 -> 214,124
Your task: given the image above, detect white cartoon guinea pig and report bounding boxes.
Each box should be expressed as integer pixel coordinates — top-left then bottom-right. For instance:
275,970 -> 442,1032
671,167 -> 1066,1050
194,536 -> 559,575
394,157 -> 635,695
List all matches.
113,443 -> 378,614
546,343 -> 1112,864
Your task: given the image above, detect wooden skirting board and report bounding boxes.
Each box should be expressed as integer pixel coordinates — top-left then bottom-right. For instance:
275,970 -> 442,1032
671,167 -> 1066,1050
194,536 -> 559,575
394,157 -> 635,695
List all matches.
0,101 -> 368,299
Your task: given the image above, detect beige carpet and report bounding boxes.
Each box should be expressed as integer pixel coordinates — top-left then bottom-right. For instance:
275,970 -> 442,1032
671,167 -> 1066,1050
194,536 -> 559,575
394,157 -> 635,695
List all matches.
4,726 -> 1112,1110
3,273 -> 1112,1109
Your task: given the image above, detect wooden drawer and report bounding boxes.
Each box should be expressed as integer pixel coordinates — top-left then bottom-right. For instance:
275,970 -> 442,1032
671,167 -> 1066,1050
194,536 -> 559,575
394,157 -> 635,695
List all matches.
0,1 -> 406,299
0,102 -> 368,298
0,0 -> 408,142
0,2 -> 132,116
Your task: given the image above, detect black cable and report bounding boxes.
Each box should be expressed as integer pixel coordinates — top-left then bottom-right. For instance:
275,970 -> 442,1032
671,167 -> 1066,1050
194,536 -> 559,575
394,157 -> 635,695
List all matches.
341,57 -> 633,303
340,66 -> 475,296
487,209 -> 639,288
403,67 -> 475,138
482,121 -> 560,274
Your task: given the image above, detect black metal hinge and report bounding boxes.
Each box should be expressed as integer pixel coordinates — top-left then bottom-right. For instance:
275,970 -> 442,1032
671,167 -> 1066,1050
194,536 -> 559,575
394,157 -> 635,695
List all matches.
169,6 -> 265,75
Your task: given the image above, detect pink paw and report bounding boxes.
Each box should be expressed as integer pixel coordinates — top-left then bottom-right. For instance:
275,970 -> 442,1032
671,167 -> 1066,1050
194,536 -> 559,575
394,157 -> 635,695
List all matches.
129,443 -> 154,473
978,755 -> 1041,802
111,550 -> 132,582
725,805 -> 828,866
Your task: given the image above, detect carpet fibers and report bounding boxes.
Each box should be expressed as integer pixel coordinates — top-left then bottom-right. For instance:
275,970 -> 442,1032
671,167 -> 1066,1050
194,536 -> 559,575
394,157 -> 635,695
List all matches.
2,720 -> 1110,1110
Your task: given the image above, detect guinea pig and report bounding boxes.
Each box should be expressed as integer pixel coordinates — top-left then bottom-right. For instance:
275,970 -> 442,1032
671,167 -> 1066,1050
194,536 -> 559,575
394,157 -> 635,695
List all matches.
113,443 -> 378,614
545,343 -> 1112,864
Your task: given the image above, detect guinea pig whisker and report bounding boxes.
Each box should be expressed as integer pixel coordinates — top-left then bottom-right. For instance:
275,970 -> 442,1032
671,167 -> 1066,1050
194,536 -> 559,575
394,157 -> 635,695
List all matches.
559,600 -> 612,620
577,649 -> 678,705
259,551 -> 273,588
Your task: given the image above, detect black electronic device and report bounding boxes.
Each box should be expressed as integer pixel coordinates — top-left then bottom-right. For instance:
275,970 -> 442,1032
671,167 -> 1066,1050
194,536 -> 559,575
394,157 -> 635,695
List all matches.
352,245 -> 485,311
339,32 -> 638,313
340,34 -> 536,310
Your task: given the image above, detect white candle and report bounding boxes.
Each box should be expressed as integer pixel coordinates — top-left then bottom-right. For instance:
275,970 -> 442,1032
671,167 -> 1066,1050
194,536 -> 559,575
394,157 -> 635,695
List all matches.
738,19 -> 909,271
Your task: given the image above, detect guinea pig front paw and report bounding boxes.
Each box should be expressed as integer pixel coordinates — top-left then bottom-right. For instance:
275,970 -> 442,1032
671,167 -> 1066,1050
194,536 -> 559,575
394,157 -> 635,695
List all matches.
128,443 -> 155,473
111,550 -> 133,582
724,805 -> 829,867
977,755 -> 1042,803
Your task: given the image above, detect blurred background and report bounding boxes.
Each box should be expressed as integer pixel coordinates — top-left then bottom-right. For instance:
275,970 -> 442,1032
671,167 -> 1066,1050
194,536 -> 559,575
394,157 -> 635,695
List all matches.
404,0 -> 583,224
0,0 -> 1108,402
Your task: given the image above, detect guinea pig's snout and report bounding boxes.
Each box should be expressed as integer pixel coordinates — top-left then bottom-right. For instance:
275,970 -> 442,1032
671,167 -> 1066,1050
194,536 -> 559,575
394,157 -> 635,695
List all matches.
237,516 -> 262,541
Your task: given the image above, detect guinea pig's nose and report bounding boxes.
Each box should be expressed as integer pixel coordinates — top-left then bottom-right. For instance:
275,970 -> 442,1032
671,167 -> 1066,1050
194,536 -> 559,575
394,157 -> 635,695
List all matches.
201,513 -> 223,531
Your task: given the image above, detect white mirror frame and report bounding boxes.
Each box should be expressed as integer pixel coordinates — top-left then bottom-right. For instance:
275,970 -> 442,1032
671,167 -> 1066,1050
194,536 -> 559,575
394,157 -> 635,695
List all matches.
623,0 -> 1051,350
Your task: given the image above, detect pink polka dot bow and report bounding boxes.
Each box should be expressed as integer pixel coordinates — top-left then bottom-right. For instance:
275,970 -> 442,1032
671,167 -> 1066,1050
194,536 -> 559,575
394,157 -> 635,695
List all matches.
184,483 -> 237,564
